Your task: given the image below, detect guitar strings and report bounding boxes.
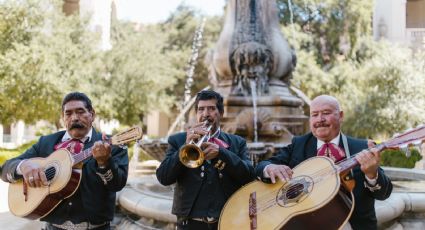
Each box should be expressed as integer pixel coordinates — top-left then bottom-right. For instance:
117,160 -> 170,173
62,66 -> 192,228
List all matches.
254,149 -> 386,212
43,147 -> 94,179
255,155 -> 362,212
255,162 -> 339,201
255,166 -> 339,212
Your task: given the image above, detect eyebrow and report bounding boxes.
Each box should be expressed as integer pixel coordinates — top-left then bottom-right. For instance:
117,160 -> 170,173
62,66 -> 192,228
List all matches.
64,107 -> 86,112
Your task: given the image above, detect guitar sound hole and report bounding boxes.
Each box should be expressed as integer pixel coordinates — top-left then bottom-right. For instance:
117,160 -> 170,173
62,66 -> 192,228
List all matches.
286,183 -> 304,199
276,176 -> 314,207
45,167 -> 56,181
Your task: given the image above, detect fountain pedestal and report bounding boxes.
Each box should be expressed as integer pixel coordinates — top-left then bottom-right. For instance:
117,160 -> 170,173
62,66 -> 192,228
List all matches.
222,95 -> 307,144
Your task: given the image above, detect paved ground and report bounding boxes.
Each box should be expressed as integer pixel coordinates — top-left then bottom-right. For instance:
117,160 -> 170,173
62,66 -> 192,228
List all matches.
0,180 -> 43,230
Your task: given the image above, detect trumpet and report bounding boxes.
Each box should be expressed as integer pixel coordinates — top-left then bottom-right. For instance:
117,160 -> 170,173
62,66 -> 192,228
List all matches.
179,122 -> 213,168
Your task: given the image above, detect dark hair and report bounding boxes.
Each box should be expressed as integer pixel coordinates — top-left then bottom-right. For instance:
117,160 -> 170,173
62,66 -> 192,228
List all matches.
194,90 -> 224,114
61,92 -> 93,112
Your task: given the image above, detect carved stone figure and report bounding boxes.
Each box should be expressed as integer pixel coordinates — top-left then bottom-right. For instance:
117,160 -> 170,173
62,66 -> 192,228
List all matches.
207,0 -> 296,96
230,42 -> 273,96
205,0 -> 307,148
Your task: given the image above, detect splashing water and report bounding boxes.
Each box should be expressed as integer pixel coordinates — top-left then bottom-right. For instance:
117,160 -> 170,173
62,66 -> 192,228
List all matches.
250,80 -> 259,143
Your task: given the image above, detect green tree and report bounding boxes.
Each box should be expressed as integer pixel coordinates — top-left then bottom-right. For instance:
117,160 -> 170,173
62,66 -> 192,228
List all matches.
0,0 -> 102,126
277,0 -> 425,138
160,5 -> 223,103
277,0 -> 373,65
97,21 -> 182,125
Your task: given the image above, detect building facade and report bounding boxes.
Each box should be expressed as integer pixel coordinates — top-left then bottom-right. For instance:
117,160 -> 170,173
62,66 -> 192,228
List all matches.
373,0 -> 425,51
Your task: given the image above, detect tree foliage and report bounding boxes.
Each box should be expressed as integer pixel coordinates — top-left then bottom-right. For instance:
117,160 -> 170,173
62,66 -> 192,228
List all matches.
96,21 -> 181,125
0,1 -> 221,127
160,5 -> 223,104
278,0 -> 425,138
0,0 -> 102,125
277,0 -> 373,66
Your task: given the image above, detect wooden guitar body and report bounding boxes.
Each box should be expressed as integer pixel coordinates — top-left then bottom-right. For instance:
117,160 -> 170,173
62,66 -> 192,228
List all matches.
8,149 -> 81,219
219,157 -> 354,230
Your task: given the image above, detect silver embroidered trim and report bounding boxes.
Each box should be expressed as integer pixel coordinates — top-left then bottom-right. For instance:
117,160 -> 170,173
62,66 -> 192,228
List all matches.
52,221 -> 107,230
96,169 -> 113,185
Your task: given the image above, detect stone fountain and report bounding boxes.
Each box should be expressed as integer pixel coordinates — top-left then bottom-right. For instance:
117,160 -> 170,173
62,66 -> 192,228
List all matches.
140,0 -> 308,165
205,0 -> 307,164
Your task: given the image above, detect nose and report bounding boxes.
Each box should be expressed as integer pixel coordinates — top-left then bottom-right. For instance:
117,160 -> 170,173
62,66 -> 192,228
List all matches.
70,112 -> 79,121
201,109 -> 210,118
316,113 -> 326,122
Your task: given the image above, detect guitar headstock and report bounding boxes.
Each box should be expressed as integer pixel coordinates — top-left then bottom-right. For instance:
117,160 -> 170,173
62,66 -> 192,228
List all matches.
111,126 -> 143,145
381,124 -> 425,157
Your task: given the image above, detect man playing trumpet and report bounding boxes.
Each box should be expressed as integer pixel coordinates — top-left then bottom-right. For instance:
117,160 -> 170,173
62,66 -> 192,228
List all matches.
156,90 -> 255,230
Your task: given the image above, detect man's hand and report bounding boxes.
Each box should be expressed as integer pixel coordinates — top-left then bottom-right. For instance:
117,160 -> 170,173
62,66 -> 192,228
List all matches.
355,148 -> 380,179
20,160 -> 48,187
186,123 -> 208,144
201,142 -> 219,160
264,164 -> 293,184
93,134 -> 112,167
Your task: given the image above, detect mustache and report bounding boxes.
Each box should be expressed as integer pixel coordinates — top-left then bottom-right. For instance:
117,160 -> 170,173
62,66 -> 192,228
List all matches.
70,123 -> 85,129
201,118 -> 213,124
314,122 -> 330,128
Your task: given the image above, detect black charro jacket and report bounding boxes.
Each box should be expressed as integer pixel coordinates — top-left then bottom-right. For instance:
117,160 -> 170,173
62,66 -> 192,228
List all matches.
156,131 -> 255,217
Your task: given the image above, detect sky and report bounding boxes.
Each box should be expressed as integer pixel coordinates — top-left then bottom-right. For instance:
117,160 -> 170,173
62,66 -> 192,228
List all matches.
115,0 -> 226,24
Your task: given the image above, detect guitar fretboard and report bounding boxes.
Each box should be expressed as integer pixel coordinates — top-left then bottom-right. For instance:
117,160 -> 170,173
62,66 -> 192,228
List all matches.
71,140 -> 112,165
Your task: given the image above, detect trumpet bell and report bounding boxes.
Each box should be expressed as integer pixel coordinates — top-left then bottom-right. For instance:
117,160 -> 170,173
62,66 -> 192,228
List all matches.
179,144 -> 205,168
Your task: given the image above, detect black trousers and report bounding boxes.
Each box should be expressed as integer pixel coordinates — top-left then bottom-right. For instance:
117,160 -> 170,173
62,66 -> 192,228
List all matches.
176,219 -> 218,230
44,222 -> 110,230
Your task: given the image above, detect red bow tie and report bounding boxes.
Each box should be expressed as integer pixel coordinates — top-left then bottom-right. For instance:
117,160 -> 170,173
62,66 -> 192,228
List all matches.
317,143 -> 346,162
54,139 -> 84,155
209,137 -> 229,149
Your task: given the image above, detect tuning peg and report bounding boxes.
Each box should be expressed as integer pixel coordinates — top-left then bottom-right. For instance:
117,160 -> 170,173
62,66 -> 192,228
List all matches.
416,124 -> 425,129
413,140 -> 422,150
404,148 -> 412,158
412,145 -> 421,155
405,128 -> 414,132
399,144 -> 411,158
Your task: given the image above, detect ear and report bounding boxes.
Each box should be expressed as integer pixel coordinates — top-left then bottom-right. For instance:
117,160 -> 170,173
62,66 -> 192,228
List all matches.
90,109 -> 96,121
339,110 -> 344,122
60,113 -> 65,128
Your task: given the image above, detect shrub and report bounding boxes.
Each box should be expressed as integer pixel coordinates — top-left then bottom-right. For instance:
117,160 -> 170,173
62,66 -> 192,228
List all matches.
0,141 -> 37,166
380,148 -> 421,168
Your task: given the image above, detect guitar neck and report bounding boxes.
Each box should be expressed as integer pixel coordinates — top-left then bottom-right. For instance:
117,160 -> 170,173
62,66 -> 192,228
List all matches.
337,144 -> 386,175
72,147 -> 94,165
72,140 -> 112,165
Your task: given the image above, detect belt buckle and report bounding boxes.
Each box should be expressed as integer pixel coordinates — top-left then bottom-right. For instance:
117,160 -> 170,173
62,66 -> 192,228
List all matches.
52,221 -> 89,230
88,222 -> 108,229
203,217 -> 218,224
52,221 -> 107,230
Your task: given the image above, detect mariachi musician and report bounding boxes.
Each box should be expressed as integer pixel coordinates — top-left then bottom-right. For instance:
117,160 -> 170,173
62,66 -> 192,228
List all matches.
1,92 -> 128,230
256,95 -> 392,230
156,90 -> 255,230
